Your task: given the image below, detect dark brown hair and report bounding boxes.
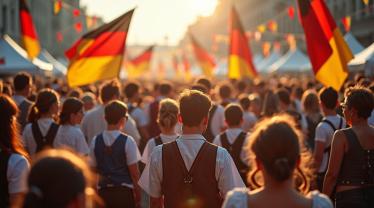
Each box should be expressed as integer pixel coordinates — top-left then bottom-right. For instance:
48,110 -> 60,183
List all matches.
344,86 -> 374,119
104,100 -> 127,125
59,98 -> 83,125
318,87 -> 338,110
247,115 -> 312,194
0,94 -> 29,159
224,104 -> 243,127
179,90 -> 211,127
13,72 -> 32,91
100,80 -> 120,103
28,89 -> 59,123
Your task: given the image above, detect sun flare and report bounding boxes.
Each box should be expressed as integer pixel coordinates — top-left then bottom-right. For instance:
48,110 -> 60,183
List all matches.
193,0 -> 218,17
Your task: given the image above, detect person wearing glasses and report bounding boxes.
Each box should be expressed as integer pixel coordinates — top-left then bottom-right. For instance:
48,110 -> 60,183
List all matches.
323,86 -> 374,208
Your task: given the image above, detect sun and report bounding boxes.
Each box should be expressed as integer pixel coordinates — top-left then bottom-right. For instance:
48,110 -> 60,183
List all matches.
192,0 -> 218,17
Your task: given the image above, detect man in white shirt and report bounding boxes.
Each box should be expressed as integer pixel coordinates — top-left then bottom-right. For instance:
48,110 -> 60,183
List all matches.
139,89 -> 245,208
314,87 -> 346,190
81,80 -> 141,145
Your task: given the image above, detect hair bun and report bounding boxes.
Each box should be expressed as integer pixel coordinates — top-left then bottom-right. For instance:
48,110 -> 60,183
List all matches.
273,157 -> 291,181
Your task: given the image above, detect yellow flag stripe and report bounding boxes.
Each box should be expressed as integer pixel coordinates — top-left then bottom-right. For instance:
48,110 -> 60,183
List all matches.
23,36 -> 40,59
67,56 -> 122,87
316,29 -> 352,91
126,62 -> 150,78
228,55 -> 256,79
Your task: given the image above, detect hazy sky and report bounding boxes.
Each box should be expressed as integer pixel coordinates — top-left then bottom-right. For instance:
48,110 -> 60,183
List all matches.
80,0 -> 218,45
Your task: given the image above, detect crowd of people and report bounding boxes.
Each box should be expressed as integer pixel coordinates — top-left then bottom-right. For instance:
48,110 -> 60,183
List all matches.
0,71 -> 373,208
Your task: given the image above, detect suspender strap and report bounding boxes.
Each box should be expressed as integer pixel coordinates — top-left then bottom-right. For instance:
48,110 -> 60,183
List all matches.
321,117 -> 343,153
154,136 -> 163,146
32,122 -> 60,152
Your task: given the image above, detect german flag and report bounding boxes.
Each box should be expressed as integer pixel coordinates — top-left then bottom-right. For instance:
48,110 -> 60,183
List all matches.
228,6 -> 257,79
19,0 -> 41,59
65,9 -> 134,87
298,0 -> 353,91
190,34 -> 215,77
125,46 -> 154,78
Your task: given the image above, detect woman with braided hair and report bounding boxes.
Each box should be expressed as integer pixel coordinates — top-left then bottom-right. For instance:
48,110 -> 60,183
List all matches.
140,98 -> 180,165
223,115 -> 332,208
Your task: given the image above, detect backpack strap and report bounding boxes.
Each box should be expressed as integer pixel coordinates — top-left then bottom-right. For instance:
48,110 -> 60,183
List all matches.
322,119 -> 337,132
32,122 -> 60,152
154,136 -> 163,146
321,117 -> 343,153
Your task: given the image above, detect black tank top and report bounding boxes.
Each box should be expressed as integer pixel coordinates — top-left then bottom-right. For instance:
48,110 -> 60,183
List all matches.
337,128 -> 374,186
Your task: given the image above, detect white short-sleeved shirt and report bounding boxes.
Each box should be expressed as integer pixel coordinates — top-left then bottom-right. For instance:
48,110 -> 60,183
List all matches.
242,112 -> 257,132
7,154 -> 30,194
314,115 -> 346,173
213,128 -> 250,165
138,134 -> 245,198
22,119 -> 89,155
128,104 -> 149,127
12,95 -> 26,106
81,105 -> 141,145
210,104 -> 226,136
368,110 -> 374,126
222,188 -> 333,208
89,130 -> 141,188
141,133 -> 179,164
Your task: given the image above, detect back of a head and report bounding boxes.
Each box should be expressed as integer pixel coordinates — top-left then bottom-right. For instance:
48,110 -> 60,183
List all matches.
262,91 -> 279,117
13,72 -> 32,92
100,80 -> 120,103
23,149 -> 91,208
0,94 -> 20,151
225,104 -> 244,127
196,77 -> 212,91
191,84 -> 208,94
238,94 -> 250,110
249,115 -> 301,182
67,88 -> 83,99
157,98 -> 179,129
318,87 -> 338,110
159,81 -> 173,96
104,100 -> 127,125
301,90 -> 319,114
28,89 -> 59,123
81,92 -> 96,103
124,81 -> 140,99
179,90 -> 211,127
219,83 -> 232,100
276,88 -> 291,106
344,86 -> 374,119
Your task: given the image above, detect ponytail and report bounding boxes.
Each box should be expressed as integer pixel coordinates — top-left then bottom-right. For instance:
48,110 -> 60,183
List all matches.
28,89 -> 59,123
157,99 -> 179,129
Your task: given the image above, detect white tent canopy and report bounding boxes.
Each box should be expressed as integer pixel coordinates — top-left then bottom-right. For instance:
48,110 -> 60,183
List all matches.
38,49 -> 67,76
0,35 -> 52,75
256,51 -> 281,73
268,48 -> 311,73
344,32 -> 364,55
349,42 -> 374,66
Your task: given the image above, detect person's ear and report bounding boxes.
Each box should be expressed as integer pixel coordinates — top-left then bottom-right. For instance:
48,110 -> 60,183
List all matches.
178,114 -> 183,123
203,116 -> 208,125
255,157 -> 263,170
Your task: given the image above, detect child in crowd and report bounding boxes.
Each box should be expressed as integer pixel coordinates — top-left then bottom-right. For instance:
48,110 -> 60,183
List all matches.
90,100 -> 141,208
213,104 -> 250,186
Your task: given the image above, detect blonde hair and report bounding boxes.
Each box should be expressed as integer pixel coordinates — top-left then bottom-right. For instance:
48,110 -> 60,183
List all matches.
157,98 -> 179,129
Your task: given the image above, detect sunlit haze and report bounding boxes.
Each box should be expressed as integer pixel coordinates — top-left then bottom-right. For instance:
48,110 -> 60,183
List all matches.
81,0 -> 218,46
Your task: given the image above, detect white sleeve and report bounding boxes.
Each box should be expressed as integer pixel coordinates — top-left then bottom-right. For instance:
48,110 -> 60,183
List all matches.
134,109 -> 149,127
216,148 -> 246,197
74,128 -> 90,155
125,136 -> 141,165
141,139 -> 155,164
310,191 -> 333,208
138,146 -> 163,198
7,154 -> 30,194
89,136 -> 97,167
222,188 -> 249,208
315,123 -> 329,143
124,117 -> 141,145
